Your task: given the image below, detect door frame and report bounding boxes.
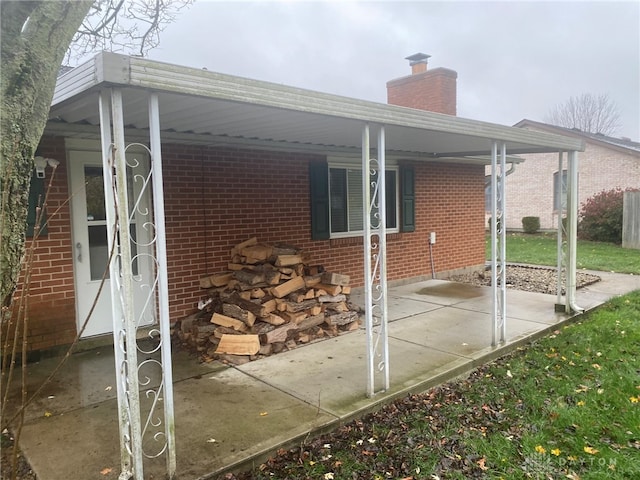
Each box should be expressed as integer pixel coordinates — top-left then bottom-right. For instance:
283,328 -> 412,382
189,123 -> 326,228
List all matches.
67,139 -> 155,337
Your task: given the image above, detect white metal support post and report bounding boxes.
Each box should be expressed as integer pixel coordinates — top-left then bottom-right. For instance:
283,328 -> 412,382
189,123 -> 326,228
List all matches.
363,124 -> 390,397
565,150 -> 583,314
111,88 -> 145,479
99,89 -> 177,479
490,141 -> 507,346
148,93 -> 177,477
99,90 -> 135,478
556,152 -> 567,309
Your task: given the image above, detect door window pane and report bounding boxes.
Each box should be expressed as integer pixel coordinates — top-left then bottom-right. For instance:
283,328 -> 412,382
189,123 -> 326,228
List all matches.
84,166 -> 138,280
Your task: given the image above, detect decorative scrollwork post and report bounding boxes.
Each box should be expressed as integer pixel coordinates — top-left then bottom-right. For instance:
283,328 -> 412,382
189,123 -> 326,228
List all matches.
99,89 -> 176,479
490,141 -> 507,346
363,124 -> 389,397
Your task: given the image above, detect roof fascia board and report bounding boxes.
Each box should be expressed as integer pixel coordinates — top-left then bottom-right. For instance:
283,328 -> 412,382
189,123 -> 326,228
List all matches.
51,53 -> 584,154
126,56 -> 584,153
52,52 -> 131,106
516,119 -> 637,156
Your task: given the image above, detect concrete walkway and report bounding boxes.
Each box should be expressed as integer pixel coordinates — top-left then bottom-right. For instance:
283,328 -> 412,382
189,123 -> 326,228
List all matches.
8,271 -> 640,480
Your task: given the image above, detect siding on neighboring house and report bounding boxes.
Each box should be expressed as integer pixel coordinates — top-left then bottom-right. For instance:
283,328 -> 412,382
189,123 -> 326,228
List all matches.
15,137 -> 486,352
491,122 -> 640,230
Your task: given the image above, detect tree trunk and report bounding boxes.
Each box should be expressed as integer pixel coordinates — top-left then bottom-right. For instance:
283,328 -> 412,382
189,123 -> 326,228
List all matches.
0,1 -> 93,308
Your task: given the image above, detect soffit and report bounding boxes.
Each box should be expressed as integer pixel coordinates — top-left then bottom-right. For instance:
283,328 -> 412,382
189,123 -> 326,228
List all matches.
47,52 -> 585,161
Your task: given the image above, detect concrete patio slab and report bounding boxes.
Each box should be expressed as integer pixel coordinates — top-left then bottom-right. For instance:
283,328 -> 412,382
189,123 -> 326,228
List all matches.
7,270 -> 639,480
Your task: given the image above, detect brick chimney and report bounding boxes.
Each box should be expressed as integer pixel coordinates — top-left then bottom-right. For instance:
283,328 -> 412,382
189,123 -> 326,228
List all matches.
387,53 -> 457,116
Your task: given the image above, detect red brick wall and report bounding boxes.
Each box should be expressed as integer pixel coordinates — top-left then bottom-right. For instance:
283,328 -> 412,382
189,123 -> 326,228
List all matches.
162,145 -> 485,320
11,136 -> 77,352
17,139 -> 485,351
387,67 -> 458,116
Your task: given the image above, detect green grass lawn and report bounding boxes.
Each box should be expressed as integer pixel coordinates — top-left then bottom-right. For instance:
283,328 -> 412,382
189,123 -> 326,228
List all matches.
486,232 -> 640,274
232,291 -> 640,480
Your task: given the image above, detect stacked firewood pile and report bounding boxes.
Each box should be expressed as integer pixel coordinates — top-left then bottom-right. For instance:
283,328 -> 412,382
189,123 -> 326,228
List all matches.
174,237 -> 362,365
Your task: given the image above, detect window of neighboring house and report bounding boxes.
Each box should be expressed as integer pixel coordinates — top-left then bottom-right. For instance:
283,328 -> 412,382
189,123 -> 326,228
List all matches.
309,161 -> 414,240
329,164 -> 398,237
553,169 -> 568,212
26,173 -> 48,237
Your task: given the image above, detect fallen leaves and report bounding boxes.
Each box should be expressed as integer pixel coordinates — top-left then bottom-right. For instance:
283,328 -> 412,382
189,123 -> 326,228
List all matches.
583,446 -> 599,455
100,467 -> 112,475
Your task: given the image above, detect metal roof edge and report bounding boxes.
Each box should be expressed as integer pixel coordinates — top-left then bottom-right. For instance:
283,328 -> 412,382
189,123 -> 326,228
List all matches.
51,53 -> 584,153
127,56 -> 585,152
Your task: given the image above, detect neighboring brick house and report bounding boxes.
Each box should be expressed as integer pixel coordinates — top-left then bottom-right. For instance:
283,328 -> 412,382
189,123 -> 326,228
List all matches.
15,52 -> 582,353
493,119 -> 640,230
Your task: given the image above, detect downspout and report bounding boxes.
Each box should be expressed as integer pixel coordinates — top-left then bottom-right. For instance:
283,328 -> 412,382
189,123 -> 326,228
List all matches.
484,161 -> 517,189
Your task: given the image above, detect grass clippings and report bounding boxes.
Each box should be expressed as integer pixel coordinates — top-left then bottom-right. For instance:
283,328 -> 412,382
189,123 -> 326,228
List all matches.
223,290 -> 640,480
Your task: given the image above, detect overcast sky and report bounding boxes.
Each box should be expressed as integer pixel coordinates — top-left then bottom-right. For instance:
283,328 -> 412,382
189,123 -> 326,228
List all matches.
148,0 -> 640,140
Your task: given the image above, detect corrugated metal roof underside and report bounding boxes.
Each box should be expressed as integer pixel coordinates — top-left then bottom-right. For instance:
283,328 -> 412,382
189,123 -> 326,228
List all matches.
47,53 -> 585,160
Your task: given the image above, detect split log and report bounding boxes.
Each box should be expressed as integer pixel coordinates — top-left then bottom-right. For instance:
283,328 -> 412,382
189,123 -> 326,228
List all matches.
325,311 -> 359,326
341,285 -> 352,295
233,269 -> 265,285
321,272 -> 350,286
306,305 -> 323,316
250,288 -> 265,299
283,298 -> 319,313
200,272 -> 233,289
297,313 -> 326,331
303,275 -> 322,288
260,323 -> 298,344
343,320 -> 360,331
271,244 -> 300,256
242,244 -> 273,263
258,344 -> 273,356
211,313 -> 248,332
280,310 -> 307,324
264,270 -> 281,285
231,237 -> 258,256
227,263 -> 245,271
271,276 -> 305,298
275,254 -> 303,267
222,303 -> 256,327
215,334 -> 260,355
324,301 -> 349,312
315,283 -> 342,296
216,354 -> 251,366
212,326 -> 242,339
261,313 -> 286,326
318,294 -> 347,304
227,294 -> 276,317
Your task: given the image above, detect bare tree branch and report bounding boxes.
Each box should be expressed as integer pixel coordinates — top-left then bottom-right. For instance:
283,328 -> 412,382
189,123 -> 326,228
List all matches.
545,93 -> 622,136
67,0 -> 193,61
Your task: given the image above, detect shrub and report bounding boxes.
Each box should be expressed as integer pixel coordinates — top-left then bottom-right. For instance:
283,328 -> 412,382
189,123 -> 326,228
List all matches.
521,216 -> 540,234
578,187 -> 638,244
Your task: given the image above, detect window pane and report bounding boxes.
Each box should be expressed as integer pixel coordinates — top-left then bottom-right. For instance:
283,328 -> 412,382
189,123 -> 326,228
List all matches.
554,170 -> 568,211
347,169 -> 363,231
330,169 -> 347,232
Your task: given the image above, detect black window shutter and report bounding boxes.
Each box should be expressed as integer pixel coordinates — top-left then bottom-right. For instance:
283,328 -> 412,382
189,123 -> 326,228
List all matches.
309,161 -> 330,240
26,174 -> 48,237
400,166 -> 415,232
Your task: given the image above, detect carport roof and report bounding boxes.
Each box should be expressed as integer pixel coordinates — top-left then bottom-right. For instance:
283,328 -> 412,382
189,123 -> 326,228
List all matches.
46,52 -> 584,161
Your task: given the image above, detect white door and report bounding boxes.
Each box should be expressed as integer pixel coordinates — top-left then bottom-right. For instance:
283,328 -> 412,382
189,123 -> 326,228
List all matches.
69,150 -> 155,337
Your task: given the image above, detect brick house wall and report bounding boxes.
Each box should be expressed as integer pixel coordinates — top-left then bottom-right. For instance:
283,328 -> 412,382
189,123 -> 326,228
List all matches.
16,138 -> 485,351
12,136 -> 77,352
496,127 -> 640,230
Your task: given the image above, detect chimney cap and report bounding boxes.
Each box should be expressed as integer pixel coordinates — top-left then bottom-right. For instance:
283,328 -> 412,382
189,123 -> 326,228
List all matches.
405,52 -> 431,66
